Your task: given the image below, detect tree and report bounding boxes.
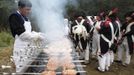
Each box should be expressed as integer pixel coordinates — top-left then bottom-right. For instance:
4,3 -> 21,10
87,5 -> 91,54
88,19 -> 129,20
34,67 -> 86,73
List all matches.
66,0 -> 134,21
0,0 -> 17,31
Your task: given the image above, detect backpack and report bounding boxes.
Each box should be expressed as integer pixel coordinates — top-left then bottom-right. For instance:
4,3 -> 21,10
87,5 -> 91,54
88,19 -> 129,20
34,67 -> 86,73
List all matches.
72,19 -> 88,40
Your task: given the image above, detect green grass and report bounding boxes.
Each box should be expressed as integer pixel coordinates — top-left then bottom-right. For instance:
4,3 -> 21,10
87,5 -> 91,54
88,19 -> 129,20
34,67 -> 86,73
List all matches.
0,32 -> 14,47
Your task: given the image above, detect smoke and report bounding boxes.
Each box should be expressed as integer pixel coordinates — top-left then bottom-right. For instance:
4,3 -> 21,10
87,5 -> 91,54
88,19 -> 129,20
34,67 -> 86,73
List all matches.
30,0 -> 77,42
29,0 -> 78,68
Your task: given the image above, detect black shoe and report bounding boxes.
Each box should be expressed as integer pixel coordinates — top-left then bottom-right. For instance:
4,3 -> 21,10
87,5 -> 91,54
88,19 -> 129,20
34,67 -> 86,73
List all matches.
114,60 -> 122,63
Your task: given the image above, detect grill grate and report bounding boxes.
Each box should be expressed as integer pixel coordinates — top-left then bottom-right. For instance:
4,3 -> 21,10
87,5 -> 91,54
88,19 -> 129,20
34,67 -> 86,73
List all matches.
2,52 -> 87,75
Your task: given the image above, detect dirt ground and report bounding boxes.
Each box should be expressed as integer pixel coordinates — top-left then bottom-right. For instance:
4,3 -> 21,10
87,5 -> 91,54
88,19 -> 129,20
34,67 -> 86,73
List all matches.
0,47 -> 134,75
85,55 -> 134,75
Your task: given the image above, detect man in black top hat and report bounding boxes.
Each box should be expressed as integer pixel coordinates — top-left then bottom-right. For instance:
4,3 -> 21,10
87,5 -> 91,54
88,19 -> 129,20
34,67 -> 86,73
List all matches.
70,11 -> 91,64
117,11 -> 134,66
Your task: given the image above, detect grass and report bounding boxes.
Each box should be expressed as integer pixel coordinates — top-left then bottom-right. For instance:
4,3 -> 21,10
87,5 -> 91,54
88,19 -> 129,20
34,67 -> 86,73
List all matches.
0,31 -> 13,61
0,32 -> 14,74
0,31 -> 14,47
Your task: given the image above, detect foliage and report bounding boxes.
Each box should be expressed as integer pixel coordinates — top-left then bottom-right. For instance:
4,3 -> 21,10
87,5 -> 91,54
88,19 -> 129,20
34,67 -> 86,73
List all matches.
0,0 -> 17,31
66,0 -> 134,21
0,0 -> 134,31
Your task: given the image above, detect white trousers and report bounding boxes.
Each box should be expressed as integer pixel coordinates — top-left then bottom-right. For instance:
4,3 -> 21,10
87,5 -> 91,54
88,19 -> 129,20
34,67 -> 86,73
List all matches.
79,47 -> 90,61
110,51 -> 114,64
98,51 -> 114,71
117,37 -> 131,64
85,45 -> 90,61
92,32 -> 100,56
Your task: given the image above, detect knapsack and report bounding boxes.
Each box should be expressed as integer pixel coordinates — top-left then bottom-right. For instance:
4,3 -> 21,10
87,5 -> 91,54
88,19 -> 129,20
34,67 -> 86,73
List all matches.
72,19 -> 88,40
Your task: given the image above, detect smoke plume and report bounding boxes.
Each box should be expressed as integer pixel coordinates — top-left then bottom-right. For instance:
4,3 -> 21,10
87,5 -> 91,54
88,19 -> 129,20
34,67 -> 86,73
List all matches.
30,0 -> 77,42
